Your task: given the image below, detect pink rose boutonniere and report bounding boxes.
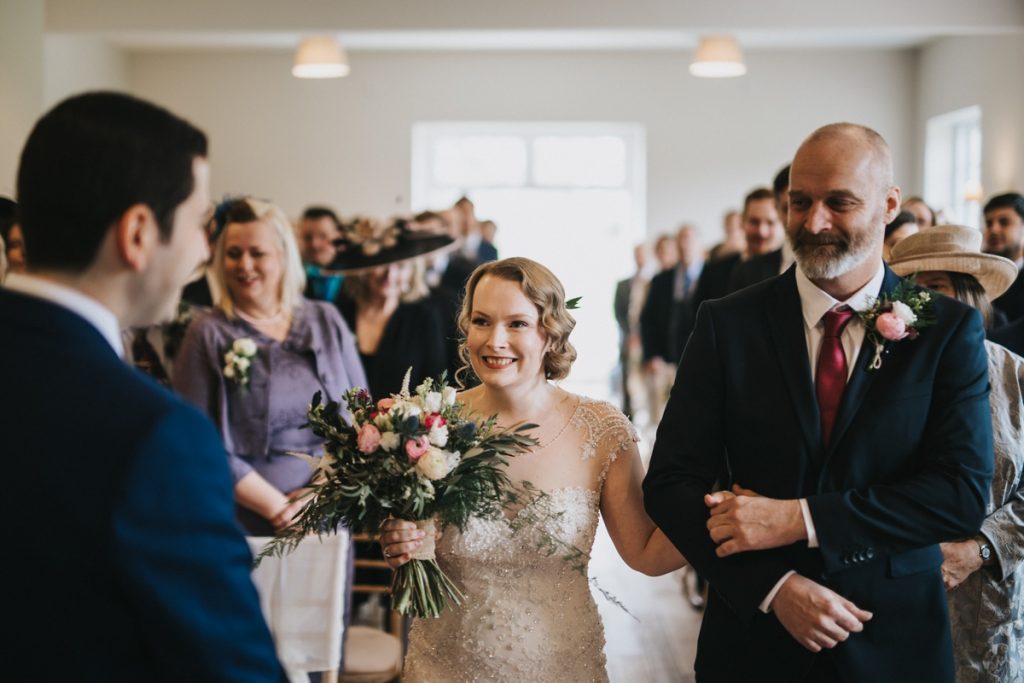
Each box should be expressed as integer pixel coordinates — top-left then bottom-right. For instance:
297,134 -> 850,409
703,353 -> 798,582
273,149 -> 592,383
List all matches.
857,278 -> 935,370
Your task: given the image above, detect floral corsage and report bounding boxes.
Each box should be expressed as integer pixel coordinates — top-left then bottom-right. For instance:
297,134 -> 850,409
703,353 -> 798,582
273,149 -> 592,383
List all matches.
224,337 -> 257,389
858,278 -> 934,370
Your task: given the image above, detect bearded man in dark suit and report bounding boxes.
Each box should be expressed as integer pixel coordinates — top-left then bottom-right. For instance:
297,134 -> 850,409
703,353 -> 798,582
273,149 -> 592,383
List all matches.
1,92 -> 283,681
644,123 -> 993,682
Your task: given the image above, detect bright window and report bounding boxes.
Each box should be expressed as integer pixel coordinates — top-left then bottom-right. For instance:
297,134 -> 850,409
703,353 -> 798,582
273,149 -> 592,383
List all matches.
411,122 -> 646,400
924,106 -> 982,228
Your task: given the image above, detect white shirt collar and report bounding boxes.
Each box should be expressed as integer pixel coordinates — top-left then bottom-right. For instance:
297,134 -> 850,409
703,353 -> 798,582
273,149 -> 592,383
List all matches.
4,273 -> 124,357
794,260 -> 886,330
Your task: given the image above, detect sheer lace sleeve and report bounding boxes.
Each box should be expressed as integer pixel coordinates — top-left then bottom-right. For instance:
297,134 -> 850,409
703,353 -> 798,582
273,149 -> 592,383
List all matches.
573,397 -> 640,484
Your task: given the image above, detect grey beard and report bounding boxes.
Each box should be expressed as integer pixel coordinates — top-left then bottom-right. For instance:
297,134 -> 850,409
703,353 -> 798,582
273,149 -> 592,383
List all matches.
791,232 -> 881,281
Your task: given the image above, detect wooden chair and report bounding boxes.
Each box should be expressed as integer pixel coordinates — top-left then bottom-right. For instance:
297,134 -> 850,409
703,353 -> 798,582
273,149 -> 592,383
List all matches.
339,533 -> 404,683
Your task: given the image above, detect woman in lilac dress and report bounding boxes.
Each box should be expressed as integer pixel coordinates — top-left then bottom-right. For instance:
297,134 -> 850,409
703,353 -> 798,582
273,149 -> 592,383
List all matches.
174,197 -> 367,534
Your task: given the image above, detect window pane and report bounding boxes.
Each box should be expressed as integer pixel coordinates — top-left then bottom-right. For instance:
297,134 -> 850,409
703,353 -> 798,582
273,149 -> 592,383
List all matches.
431,136 -> 527,188
532,136 -> 627,187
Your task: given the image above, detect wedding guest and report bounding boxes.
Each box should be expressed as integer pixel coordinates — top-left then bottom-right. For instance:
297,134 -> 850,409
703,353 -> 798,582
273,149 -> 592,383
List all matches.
708,210 -> 744,261
2,91 -> 282,680
478,219 -> 499,262
640,225 -> 702,422
1,196 -> 26,276
174,197 -> 367,535
889,224 -> 1024,682
653,232 -> 678,271
381,257 -> 687,681
298,205 -> 344,302
333,218 -> 452,397
985,193 -> 1024,323
902,196 -> 936,230
882,210 -> 919,262
614,243 -> 652,417
728,165 -> 794,293
0,233 -> 6,282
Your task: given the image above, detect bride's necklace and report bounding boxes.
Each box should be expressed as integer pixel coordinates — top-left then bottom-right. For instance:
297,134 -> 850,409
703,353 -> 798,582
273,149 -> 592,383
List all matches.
524,393 -> 577,451
235,306 -> 286,326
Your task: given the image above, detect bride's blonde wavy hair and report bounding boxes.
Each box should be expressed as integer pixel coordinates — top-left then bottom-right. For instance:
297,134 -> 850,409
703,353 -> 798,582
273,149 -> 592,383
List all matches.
456,257 -> 577,386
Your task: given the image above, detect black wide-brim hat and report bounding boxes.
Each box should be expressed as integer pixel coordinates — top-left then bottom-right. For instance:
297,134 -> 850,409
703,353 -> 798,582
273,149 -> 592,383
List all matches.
320,219 -> 456,275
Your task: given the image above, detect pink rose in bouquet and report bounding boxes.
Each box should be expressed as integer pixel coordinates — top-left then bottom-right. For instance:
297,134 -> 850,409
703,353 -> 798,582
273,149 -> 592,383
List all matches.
405,435 -> 430,461
875,311 -> 908,341
377,397 -> 395,413
357,423 -> 382,453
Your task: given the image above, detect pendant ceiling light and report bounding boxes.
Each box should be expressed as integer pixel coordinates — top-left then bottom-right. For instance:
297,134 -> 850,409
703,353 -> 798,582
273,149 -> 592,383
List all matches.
293,36 -> 350,79
689,35 -> 747,78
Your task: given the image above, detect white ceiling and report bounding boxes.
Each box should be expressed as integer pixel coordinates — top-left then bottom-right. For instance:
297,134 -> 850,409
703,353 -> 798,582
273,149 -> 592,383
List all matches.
45,0 -> 1024,52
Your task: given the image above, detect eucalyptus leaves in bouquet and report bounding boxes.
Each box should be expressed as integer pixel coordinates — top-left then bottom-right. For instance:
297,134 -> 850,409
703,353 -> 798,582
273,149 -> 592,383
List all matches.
260,372 -> 538,618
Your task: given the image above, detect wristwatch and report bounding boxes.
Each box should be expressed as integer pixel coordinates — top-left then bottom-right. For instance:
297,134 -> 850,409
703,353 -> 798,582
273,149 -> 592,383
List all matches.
976,537 -> 993,565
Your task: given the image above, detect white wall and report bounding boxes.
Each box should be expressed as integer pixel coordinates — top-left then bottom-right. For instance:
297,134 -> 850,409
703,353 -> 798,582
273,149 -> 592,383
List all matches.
126,47 -> 915,247
44,35 -> 127,108
915,34 -> 1024,199
0,1 -> 45,196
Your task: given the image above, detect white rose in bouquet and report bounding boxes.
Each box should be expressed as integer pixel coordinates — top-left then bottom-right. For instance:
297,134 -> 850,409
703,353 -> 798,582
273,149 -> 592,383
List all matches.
428,423 -> 449,448
424,391 -> 443,414
416,447 -> 456,480
380,432 -> 401,452
442,386 -> 457,406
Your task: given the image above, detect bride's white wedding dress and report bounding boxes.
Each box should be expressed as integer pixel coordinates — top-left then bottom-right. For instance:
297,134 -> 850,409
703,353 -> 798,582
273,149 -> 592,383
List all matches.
403,396 -> 638,682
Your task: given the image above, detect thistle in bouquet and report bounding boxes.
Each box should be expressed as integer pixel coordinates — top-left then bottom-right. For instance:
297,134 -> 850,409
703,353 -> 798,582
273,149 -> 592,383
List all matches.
259,372 -> 538,618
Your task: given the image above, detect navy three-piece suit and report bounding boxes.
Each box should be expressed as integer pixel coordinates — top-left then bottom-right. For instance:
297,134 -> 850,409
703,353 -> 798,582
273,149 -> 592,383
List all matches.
0,289 -> 283,681
644,266 -> 994,682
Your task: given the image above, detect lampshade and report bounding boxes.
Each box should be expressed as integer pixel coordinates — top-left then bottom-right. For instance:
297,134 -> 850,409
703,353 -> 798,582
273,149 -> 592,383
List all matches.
689,35 -> 747,78
292,36 -> 349,79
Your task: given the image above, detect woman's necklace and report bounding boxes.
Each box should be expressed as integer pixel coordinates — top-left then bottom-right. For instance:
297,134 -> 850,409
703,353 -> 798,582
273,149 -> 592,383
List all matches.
529,393 -> 578,451
235,306 -> 286,326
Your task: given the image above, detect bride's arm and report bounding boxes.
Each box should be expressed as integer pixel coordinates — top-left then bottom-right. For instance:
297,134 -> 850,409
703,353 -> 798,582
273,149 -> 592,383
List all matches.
600,441 -> 688,576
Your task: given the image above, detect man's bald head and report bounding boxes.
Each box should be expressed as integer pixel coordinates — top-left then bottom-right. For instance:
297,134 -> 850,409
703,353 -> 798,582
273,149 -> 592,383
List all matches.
795,123 -> 894,191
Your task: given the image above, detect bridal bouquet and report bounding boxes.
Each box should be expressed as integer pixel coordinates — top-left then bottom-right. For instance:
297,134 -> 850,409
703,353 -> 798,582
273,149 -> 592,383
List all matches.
259,372 -> 538,618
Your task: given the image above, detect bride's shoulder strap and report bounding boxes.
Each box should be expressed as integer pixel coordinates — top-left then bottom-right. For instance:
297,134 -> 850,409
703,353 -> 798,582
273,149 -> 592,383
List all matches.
573,396 -> 640,480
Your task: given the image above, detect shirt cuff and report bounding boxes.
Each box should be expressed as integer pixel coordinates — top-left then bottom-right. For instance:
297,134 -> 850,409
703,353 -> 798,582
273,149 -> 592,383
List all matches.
759,570 -> 797,613
800,498 -> 818,548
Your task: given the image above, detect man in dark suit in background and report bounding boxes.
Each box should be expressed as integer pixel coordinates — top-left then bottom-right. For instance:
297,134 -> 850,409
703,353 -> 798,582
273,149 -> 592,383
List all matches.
693,186 -> 785,311
645,123 -> 993,681
1,92 -> 283,681
728,164 -> 794,293
640,225 -> 703,421
984,192 -> 1024,323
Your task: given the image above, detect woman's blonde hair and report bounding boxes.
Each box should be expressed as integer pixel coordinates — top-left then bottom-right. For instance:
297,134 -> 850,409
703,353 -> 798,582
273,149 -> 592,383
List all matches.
209,197 -> 306,317
457,257 -> 577,384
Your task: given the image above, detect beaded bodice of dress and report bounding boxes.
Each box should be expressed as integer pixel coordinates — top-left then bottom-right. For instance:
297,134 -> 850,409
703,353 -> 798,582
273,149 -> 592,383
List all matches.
403,396 -> 638,683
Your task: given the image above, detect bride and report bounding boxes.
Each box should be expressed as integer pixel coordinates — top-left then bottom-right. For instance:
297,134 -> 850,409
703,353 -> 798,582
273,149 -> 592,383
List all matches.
381,257 -> 686,682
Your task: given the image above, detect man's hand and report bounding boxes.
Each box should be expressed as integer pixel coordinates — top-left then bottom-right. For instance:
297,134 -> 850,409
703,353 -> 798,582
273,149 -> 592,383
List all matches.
705,485 -> 805,556
940,540 -> 984,590
771,574 -> 873,652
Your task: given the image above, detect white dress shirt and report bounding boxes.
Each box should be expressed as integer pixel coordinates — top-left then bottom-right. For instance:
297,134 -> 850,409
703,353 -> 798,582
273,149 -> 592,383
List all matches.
4,273 -> 124,357
758,261 -> 886,612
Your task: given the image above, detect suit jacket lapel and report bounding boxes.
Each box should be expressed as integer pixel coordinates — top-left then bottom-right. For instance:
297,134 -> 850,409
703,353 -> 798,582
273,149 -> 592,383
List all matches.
825,266 -> 902,456
766,268 -> 821,457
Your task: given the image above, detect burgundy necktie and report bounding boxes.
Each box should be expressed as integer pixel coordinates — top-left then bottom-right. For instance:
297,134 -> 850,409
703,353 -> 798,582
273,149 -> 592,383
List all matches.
816,306 -> 856,447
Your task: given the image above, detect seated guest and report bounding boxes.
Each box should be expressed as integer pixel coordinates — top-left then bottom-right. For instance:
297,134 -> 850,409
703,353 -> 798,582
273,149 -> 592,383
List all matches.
174,197 -> 367,534
902,195 -> 936,230
0,196 -> 26,276
882,210 -> 919,262
332,218 -> 452,397
3,91 -> 282,680
728,165 -> 793,293
889,225 -> 1024,682
985,193 -> 1024,323
298,205 -> 344,302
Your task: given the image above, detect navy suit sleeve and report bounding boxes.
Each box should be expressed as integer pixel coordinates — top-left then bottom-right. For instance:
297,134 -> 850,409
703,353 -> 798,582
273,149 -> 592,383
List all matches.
644,302 -> 794,620
807,307 -> 995,574
111,404 -> 283,682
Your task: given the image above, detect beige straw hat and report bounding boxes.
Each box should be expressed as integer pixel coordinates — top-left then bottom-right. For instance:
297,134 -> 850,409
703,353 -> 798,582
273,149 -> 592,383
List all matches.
888,224 -> 1018,299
